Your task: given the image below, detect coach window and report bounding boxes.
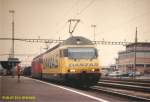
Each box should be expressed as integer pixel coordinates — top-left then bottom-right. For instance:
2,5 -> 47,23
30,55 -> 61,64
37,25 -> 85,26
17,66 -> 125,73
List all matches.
63,49 -> 68,57
44,59 -> 46,67
95,49 -> 98,58
50,58 -> 52,68
60,50 -> 63,57
56,54 -> 58,58
48,58 -> 50,68
47,59 -> 49,68
43,59 -> 46,67
45,59 -> 47,67
51,57 -> 53,68
52,56 -> 54,68
53,57 -> 55,67
52,57 -> 55,68
54,57 -> 57,68
53,56 -> 55,68
47,58 -> 49,67
47,58 -> 48,67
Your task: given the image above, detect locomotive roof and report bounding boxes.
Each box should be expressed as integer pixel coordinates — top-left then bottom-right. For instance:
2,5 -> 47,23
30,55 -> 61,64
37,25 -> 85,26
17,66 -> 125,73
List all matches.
60,36 -> 93,45
33,36 -> 93,59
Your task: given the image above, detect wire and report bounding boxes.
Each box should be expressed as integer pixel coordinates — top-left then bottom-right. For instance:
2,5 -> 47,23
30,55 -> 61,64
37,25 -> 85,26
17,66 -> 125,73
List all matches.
97,10 -> 150,36
55,0 -> 81,35
75,0 -> 96,17
96,0 -> 150,35
55,0 -> 96,37
56,21 -> 68,36
0,53 -> 37,56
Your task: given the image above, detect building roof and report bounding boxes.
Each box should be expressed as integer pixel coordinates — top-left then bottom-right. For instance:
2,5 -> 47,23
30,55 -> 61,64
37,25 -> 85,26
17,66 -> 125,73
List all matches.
126,42 -> 150,47
119,50 -> 150,55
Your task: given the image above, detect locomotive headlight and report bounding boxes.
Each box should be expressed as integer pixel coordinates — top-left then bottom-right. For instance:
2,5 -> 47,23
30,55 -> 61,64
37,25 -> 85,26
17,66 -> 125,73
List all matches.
68,69 -> 76,72
91,68 -> 100,72
91,69 -> 95,72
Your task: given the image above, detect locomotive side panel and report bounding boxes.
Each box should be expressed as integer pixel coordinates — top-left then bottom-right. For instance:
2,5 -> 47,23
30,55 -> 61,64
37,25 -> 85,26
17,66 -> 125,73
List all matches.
42,48 -> 64,81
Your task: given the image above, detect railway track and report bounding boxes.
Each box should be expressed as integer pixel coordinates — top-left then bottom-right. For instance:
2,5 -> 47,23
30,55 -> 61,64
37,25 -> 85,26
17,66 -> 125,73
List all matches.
90,80 -> 150,101
99,79 -> 150,87
97,81 -> 150,93
90,86 -> 150,101
29,76 -> 150,101
101,77 -> 150,83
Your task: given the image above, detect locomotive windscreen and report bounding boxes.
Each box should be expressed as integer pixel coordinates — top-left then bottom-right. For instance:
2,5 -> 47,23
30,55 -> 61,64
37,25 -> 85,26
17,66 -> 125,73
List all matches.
68,47 -> 98,59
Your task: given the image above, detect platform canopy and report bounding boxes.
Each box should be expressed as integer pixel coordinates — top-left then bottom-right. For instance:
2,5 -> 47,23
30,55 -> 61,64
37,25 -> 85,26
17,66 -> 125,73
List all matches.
0,58 -> 20,70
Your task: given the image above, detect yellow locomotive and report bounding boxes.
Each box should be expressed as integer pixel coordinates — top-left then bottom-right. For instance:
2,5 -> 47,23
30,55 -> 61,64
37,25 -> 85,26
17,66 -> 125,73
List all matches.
32,36 -> 101,88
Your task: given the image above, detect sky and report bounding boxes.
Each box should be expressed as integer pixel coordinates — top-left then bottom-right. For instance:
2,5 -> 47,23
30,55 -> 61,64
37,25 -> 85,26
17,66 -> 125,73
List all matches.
0,0 -> 150,66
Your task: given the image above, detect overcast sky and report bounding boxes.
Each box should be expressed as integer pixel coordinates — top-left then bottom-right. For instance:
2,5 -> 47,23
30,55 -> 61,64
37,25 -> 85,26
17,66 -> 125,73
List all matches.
0,0 -> 150,66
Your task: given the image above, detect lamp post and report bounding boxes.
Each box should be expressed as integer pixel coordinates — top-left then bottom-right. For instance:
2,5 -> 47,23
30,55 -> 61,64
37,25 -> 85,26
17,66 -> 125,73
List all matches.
91,25 -> 96,41
9,10 -> 15,58
133,27 -> 138,78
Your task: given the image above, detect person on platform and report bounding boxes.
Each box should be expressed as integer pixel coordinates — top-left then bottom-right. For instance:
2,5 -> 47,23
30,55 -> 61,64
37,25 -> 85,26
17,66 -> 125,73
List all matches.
16,64 -> 21,82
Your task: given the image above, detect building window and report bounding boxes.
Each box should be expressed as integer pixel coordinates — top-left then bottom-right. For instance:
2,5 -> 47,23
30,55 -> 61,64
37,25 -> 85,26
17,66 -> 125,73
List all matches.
136,64 -> 144,67
146,64 -> 150,67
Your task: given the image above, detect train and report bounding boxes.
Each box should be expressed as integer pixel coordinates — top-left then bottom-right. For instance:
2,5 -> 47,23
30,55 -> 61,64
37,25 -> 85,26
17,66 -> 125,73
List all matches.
22,66 -> 32,76
31,36 -> 101,88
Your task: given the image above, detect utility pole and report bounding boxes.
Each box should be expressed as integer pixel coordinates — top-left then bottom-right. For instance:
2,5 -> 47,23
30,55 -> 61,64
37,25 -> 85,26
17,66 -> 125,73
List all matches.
68,19 -> 80,36
91,25 -> 96,41
9,10 -> 15,58
59,36 -> 61,44
133,27 -> 138,78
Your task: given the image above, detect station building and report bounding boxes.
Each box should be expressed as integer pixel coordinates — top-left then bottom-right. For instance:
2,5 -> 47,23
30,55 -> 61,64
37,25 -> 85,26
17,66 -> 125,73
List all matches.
116,42 -> 150,75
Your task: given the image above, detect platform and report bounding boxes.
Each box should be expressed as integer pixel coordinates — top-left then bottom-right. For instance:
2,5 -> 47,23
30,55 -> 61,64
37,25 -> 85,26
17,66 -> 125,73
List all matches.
0,76 -> 108,102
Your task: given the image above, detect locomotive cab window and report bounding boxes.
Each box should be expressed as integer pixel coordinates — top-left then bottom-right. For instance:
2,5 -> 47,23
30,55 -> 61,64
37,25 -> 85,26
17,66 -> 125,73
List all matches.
63,49 -> 68,57
68,47 -> 98,59
60,49 -> 68,57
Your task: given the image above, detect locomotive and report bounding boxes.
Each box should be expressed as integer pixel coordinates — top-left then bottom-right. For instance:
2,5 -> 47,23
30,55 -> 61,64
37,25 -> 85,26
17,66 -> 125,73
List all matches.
32,36 -> 101,88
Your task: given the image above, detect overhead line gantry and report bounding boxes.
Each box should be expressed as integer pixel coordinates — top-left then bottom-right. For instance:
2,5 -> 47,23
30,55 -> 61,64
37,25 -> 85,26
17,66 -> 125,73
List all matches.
0,37 -> 131,45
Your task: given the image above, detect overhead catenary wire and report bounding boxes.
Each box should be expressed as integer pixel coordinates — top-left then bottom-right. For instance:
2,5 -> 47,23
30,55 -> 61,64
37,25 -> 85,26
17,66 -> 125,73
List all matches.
96,0 -> 150,36
75,0 -> 96,17
55,0 -> 81,37
55,0 -> 96,38
0,53 -> 37,56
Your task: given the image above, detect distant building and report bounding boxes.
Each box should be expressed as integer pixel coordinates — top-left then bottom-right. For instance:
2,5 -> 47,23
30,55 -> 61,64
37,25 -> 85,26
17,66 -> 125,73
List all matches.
116,42 -> 150,74
101,65 -> 118,76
